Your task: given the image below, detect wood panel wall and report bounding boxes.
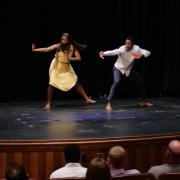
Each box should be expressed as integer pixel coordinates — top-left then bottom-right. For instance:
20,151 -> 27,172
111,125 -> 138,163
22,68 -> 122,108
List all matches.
0,133 -> 180,180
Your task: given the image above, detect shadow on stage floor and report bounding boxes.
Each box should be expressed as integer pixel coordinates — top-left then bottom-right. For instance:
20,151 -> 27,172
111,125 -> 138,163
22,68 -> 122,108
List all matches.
0,97 -> 180,140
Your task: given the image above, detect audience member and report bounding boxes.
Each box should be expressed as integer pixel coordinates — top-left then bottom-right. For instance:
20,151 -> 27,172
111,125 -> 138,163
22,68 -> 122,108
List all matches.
86,157 -> 111,180
5,162 -> 28,180
107,146 -> 140,176
148,140 -> 180,179
50,144 -> 87,179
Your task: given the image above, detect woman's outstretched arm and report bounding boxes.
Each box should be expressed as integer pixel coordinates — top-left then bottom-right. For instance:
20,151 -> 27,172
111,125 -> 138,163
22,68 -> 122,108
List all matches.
32,43 -> 59,53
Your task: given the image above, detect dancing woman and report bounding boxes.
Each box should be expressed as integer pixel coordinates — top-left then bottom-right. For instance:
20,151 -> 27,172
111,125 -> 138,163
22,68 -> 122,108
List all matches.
32,33 -> 95,110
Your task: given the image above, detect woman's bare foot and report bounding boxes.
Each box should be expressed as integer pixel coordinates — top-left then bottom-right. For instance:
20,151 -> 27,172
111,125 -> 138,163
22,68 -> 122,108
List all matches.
85,97 -> 96,104
139,100 -> 154,107
42,103 -> 50,111
106,102 -> 112,112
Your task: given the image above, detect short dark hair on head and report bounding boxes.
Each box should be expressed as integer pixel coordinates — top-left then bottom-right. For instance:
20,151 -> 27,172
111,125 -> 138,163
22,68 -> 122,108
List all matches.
5,162 -> 28,180
64,144 -> 81,163
126,36 -> 135,44
86,158 -> 111,180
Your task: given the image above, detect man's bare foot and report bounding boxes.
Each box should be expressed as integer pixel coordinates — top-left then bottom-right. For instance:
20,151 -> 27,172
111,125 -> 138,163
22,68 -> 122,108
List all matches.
42,103 -> 50,111
106,102 -> 112,112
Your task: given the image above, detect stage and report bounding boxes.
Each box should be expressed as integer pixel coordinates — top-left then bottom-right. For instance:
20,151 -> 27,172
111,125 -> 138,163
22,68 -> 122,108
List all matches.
0,97 -> 180,140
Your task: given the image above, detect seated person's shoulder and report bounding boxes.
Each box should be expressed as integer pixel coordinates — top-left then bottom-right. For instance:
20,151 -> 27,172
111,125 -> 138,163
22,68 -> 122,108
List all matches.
125,169 -> 140,174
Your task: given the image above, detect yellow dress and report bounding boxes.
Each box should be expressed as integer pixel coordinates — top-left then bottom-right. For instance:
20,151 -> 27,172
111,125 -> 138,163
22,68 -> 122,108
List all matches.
49,45 -> 78,91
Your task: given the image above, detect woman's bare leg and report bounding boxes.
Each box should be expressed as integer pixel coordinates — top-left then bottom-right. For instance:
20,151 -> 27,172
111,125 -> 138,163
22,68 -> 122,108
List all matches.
74,82 -> 96,104
43,84 -> 54,110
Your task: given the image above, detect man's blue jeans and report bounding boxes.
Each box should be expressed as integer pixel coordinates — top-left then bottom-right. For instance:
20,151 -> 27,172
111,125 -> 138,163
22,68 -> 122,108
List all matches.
107,67 -> 147,101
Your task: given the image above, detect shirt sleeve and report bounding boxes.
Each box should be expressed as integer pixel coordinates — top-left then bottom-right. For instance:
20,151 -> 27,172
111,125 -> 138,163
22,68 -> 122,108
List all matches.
138,47 -> 151,57
103,46 -> 124,56
147,166 -> 159,179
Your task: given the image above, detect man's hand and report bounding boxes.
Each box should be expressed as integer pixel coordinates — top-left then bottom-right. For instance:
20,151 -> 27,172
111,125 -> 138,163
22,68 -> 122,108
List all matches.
99,51 -> 104,59
32,43 -> 36,51
132,52 -> 143,59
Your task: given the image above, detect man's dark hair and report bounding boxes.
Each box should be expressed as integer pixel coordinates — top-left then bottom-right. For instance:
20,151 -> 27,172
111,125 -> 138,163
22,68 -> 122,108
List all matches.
64,144 -> 81,163
5,162 -> 28,180
126,36 -> 135,44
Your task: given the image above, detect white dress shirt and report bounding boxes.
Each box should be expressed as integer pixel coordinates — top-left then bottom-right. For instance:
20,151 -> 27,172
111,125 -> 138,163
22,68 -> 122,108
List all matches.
49,163 -> 87,179
111,168 -> 140,176
148,163 -> 180,179
103,45 -> 151,76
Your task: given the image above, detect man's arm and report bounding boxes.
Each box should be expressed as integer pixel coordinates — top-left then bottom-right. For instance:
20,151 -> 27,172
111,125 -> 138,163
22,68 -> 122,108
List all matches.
139,48 -> 151,57
132,46 -> 151,59
99,47 -> 123,59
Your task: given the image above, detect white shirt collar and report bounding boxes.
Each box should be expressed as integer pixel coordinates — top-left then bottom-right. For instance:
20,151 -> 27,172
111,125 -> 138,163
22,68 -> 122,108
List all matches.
65,163 -> 82,167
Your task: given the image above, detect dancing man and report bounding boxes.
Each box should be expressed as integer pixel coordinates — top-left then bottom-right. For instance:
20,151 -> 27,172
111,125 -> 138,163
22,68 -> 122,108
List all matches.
32,32 -> 96,110
99,36 -> 153,111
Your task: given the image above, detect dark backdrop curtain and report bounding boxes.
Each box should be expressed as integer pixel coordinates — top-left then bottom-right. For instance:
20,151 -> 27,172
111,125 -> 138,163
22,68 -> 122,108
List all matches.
1,0 -> 180,101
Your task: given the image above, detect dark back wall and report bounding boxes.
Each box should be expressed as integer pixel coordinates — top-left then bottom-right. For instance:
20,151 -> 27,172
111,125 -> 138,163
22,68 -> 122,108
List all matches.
1,0 -> 180,101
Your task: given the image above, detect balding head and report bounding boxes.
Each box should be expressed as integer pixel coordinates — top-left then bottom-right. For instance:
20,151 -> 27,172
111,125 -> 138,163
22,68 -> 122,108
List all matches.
108,146 -> 127,168
168,140 -> 180,154
166,140 -> 180,163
